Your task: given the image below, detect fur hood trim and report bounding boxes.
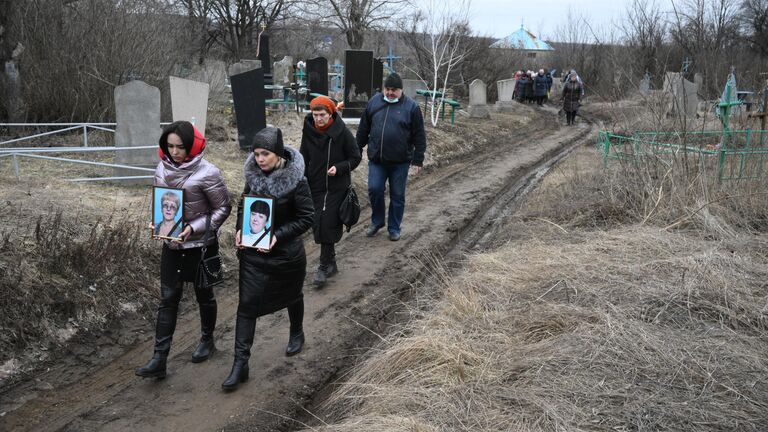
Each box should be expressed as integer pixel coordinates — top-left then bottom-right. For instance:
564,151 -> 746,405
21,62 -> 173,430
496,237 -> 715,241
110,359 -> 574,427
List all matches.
243,146 -> 305,198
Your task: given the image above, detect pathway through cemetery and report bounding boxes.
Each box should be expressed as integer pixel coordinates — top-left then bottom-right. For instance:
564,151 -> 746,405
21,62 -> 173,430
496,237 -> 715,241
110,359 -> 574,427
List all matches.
0,111 -> 597,431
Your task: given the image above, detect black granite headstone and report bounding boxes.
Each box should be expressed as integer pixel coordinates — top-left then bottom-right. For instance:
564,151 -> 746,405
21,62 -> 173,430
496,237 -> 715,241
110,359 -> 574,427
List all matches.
372,58 -> 384,95
307,57 -> 329,97
344,50 -> 374,118
258,34 -> 271,75
230,68 -> 266,150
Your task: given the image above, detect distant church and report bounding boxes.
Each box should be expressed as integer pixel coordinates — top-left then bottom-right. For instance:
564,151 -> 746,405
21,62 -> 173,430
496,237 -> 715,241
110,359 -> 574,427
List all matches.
490,25 -> 554,59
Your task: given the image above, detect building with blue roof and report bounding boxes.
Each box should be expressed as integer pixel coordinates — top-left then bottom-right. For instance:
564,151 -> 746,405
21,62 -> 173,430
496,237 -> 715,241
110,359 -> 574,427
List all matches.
491,25 -> 554,58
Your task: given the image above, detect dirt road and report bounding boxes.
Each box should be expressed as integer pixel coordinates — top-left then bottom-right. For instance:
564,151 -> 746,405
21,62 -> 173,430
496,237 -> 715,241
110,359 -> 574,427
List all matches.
0,110 -> 596,431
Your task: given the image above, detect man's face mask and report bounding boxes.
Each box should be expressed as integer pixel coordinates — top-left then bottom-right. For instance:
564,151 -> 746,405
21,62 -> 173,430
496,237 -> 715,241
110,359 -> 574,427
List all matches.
383,96 -> 400,104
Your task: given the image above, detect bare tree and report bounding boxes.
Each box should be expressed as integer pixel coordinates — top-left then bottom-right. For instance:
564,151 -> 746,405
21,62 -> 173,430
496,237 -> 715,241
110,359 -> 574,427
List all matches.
620,0 -> 669,82
741,0 -> 768,56
296,0 -> 411,49
399,0 -> 471,126
15,0 -> 188,121
207,0 -> 288,60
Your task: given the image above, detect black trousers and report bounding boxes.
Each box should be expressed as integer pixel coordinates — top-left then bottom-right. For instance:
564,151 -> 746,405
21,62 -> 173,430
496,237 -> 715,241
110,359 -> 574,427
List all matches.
154,243 -> 218,356
320,243 -> 336,265
566,111 -> 577,124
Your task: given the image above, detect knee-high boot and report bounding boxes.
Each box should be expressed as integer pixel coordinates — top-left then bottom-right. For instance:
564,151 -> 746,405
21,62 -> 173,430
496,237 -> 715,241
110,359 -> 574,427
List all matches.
222,313 -> 255,391
286,300 -> 305,356
136,281 -> 182,378
192,281 -> 217,363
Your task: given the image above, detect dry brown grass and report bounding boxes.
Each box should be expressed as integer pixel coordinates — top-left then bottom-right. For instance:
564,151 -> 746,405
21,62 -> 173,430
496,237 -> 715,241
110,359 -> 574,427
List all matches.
308,224 -> 768,431
0,204 -> 159,366
303,108 -> 768,430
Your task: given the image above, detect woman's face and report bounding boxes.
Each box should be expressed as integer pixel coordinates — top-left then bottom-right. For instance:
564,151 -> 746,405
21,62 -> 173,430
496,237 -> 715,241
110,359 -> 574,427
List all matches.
250,211 -> 267,233
570,75 -> 577,82
161,199 -> 179,221
254,148 -> 279,172
167,133 -> 187,163
312,109 -> 331,127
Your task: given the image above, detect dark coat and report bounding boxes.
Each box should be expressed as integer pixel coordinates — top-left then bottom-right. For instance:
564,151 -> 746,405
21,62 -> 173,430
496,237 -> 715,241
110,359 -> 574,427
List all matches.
355,93 -> 427,167
236,147 -> 315,318
300,113 -> 361,244
514,78 -> 528,100
562,82 -> 583,113
534,75 -> 549,97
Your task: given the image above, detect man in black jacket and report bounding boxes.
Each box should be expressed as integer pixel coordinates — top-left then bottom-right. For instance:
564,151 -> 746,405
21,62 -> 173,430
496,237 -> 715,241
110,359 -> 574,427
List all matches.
356,72 -> 427,242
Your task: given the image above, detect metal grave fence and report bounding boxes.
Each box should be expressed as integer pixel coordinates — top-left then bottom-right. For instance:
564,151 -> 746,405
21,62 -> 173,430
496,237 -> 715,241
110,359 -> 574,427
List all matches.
596,129 -> 768,181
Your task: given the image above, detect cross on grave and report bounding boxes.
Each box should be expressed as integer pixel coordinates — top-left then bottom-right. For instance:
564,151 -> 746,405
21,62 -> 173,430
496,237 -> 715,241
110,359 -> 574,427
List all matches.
682,57 -> 692,74
717,70 -> 743,148
381,45 -> 401,72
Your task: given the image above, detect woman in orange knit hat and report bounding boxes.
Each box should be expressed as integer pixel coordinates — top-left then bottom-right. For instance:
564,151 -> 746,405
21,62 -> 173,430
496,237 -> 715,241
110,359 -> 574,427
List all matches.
299,96 -> 361,288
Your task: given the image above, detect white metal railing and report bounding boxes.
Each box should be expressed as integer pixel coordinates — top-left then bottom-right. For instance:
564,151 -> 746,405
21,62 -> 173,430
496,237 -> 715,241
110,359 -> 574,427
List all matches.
0,122 -> 167,182
0,123 -> 118,147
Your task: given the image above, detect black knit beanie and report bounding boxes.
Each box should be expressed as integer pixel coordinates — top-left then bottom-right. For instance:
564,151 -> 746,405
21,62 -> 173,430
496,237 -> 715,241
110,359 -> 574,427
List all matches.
384,73 -> 403,89
251,126 -> 284,156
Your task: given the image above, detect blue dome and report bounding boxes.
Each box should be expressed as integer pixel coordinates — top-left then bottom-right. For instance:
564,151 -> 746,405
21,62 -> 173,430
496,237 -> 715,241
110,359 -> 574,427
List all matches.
491,26 -> 554,51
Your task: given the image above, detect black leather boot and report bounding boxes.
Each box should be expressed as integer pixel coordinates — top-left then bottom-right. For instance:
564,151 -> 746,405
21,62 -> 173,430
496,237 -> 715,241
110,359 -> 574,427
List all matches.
136,284 -> 179,379
135,354 -> 167,379
222,314 -> 256,391
313,264 -> 328,287
324,261 -> 338,278
191,301 -> 217,363
221,358 -> 249,391
285,330 -> 305,356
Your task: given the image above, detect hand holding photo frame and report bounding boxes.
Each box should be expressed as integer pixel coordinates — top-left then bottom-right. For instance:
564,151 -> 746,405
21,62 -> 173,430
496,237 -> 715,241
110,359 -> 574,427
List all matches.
241,195 -> 274,250
152,186 -> 185,241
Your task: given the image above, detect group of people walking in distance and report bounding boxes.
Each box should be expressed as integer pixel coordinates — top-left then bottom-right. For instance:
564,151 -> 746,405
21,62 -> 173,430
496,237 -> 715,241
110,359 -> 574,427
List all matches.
513,68 -> 585,125
135,72 -> 427,392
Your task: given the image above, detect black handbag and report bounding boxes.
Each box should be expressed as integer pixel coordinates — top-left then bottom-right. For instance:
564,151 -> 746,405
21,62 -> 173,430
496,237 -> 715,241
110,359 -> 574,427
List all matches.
338,184 -> 361,232
196,213 -> 224,289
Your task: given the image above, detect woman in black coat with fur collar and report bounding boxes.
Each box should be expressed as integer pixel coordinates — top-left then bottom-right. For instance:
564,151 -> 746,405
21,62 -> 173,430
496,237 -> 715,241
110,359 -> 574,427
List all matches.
222,127 -> 315,392
300,96 -> 361,288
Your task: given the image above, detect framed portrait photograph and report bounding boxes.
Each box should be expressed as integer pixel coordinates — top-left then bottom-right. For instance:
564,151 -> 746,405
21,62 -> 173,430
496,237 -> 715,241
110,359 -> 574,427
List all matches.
241,195 -> 274,250
152,186 -> 185,241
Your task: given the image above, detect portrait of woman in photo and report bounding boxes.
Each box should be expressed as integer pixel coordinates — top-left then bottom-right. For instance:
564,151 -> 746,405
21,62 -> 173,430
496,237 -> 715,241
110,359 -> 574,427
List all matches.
241,198 -> 272,250
136,120 -> 231,380
154,190 -> 183,239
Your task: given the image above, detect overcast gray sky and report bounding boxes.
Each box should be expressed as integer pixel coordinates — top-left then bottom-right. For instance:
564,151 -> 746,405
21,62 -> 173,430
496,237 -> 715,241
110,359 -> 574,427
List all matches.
466,0 -> 635,41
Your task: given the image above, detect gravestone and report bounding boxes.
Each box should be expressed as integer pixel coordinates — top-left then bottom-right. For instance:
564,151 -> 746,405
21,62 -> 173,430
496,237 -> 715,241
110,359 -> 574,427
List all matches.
372,58 -> 384,95
4,61 -> 23,122
495,78 -> 517,112
273,56 -> 294,86
639,76 -> 651,95
169,76 -> 210,135
228,60 -> 261,78
230,68 -> 266,150
663,72 -> 699,118
307,57 -> 328,96
468,79 -> 491,118
257,34 -> 271,75
551,80 -> 564,99
402,79 -> 424,100
115,80 -> 161,182
188,60 -> 228,104
344,50 -> 374,118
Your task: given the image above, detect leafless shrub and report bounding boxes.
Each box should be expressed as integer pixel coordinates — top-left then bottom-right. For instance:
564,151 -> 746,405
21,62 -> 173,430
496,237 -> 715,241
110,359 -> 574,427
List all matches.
0,207 -> 159,362
14,0 -> 188,121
